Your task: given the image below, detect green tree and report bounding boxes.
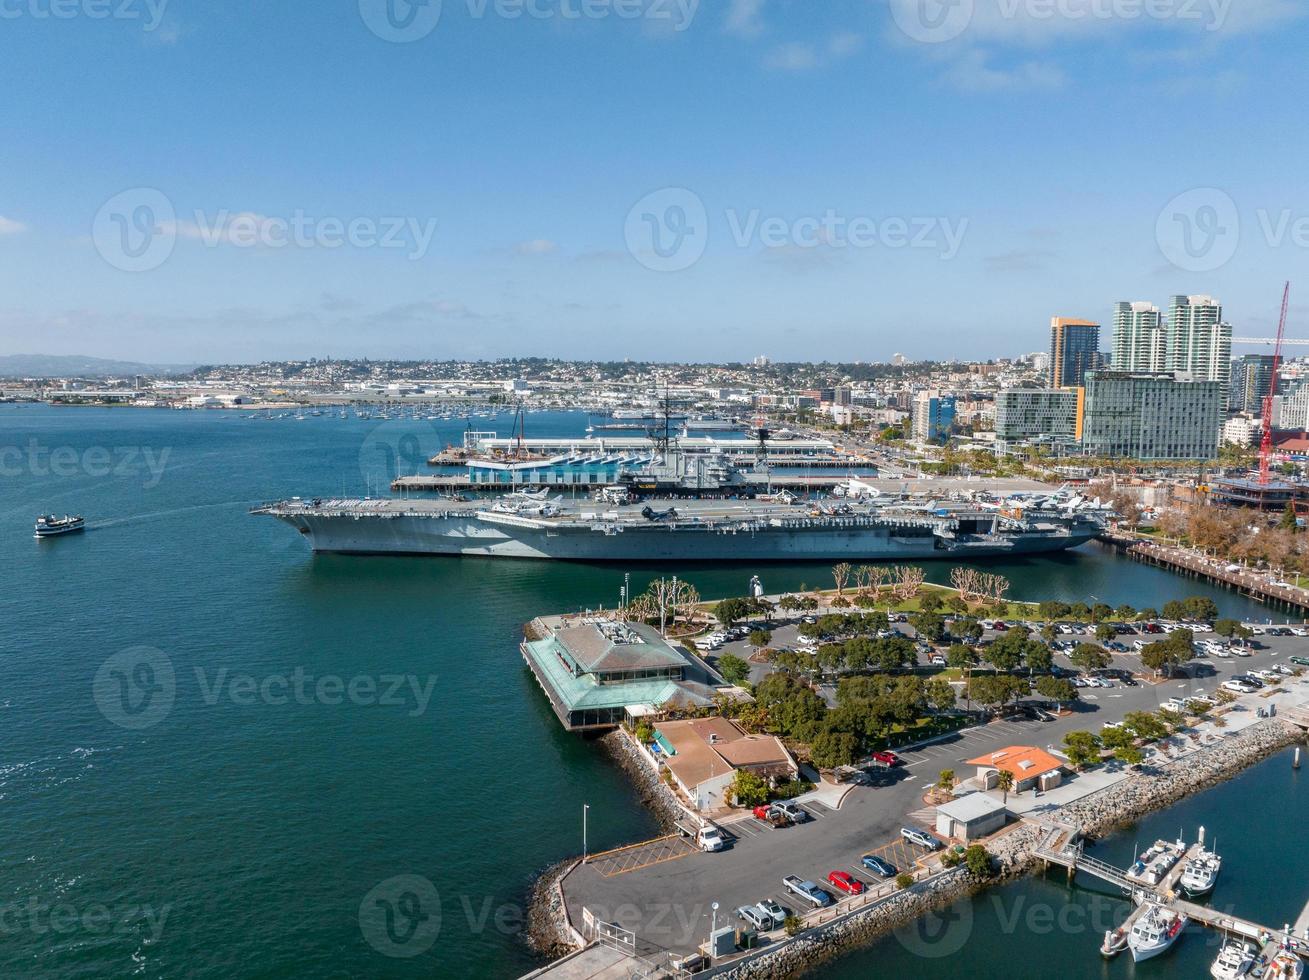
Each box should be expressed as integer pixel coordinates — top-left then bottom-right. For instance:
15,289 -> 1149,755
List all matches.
810,729 -> 858,769
895,872 -> 915,890
964,844 -> 994,878
715,597 -> 752,627
748,629 -> 773,648
1038,600 -> 1071,621
1070,643 -> 1112,673
1115,744 -> 1145,766
1091,603 -> 1113,623
1182,596 -> 1219,621
919,591 -> 944,614
1115,604 -> 1137,621
924,678 -> 957,712
1024,643 -> 1054,674
717,653 -> 750,686
1161,599 -> 1187,621
1096,623 -> 1116,644
731,769 -> 769,807
910,611 -> 945,644
1281,502 -> 1299,531
947,643 -> 976,668
1034,675 -> 1077,705
1099,725 -> 1135,751
1062,730 -> 1102,770
1122,711 -> 1168,741
936,769 -> 955,791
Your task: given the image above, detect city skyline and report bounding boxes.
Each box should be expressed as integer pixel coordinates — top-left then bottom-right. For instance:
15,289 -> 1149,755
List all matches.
1,1 -> 1307,363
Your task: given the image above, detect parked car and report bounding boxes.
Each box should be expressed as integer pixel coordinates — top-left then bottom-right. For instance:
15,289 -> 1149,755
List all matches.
736,905 -> 770,930
901,827 -> 940,850
1222,679 -> 1256,694
782,875 -> 833,908
773,801 -> 810,823
697,824 -> 725,852
860,854 -> 897,877
827,870 -> 865,895
871,750 -> 901,767
756,899 -> 787,928
1290,656 -> 1309,667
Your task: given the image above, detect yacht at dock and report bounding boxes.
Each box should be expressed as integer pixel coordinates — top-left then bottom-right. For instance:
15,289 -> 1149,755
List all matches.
1210,940 -> 1257,979
1128,903 -> 1187,962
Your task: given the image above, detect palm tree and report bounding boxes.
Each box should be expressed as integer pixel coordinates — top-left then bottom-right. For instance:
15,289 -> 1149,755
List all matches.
996,769 -> 1014,804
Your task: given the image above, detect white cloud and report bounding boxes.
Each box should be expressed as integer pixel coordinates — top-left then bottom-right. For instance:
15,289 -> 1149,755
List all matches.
725,0 -> 766,37
0,216 -> 28,235
514,239 -> 560,256
764,33 -> 865,71
941,50 -> 1066,91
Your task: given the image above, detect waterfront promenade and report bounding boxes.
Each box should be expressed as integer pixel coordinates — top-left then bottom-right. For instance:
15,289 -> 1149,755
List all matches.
1101,529 -> 1309,613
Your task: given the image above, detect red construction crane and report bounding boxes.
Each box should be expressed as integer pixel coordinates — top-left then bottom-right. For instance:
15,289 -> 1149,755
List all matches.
1259,281 -> 1292,486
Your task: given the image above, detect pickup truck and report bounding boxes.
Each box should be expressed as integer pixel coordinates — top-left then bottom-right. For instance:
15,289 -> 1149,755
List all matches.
782,875 -> 833,908
751,805 -> 791,828
697,824 -> 726,852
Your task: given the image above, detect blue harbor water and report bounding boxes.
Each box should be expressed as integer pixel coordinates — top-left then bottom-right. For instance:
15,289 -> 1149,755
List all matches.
0,404 -> 1289,978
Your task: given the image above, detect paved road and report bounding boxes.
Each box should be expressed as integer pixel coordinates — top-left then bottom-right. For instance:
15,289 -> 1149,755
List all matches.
567,629 -> 1309,958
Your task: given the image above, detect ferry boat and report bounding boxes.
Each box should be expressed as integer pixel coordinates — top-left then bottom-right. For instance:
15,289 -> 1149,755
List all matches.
1180,846 -> 1222,897
1128,904 -> 1187,962
34,514 -> 85,538
1210,940 -> 1257,979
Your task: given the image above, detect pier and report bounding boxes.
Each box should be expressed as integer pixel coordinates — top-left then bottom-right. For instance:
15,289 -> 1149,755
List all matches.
1099,530 -> 1309,613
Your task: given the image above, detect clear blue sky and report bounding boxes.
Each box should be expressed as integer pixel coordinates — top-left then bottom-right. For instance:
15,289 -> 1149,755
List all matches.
1,0 -> 1306,363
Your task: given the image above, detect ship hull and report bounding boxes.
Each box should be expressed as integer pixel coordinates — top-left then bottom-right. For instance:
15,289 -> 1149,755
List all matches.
274,511 -> 1097,561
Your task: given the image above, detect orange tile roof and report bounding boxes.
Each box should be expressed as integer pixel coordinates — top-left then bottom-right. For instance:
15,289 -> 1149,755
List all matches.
966,745 -> 1064,779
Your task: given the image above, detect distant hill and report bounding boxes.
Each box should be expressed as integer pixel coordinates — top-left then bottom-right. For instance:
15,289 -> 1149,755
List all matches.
0,354 -> 196,378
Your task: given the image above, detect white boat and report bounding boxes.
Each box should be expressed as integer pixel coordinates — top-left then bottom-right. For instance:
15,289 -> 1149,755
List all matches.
1180,848 -> 1222,896
34,514 -> 85,538
1268,951 -> 1305,980
1210,940 -> 1257,979
1128,904 -> 1187,962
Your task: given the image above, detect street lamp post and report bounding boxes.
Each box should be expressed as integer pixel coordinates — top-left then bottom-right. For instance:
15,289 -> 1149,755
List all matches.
710,901 -> 719,946
583,803 -> 589,864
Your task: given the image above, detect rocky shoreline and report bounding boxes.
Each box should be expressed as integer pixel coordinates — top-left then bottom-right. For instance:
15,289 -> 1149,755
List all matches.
597,728 -> 695,832
525,858 -> 582,960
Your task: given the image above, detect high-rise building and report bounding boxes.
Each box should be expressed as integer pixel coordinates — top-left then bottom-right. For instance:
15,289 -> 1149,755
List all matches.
1049,317 -> 1101,388
1081,372 -> 1222,460
994,389 -> 1082,451
1230,354 -> 1278,416
1112,302 -> 1166,373
911,390 -> 956,442
1166,295 -> 1232,397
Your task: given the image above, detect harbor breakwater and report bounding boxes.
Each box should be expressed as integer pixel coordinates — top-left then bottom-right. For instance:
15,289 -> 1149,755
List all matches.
526,719 -> 1303,978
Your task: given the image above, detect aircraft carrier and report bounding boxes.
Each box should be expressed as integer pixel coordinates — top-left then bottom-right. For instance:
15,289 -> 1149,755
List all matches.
253,489 -> 1107,562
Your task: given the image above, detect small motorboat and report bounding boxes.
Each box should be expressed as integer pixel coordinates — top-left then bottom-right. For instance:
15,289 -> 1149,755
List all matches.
34,514 -> 85,538
1268,951 -> 1305,980
1129,903 -> 1187,962
1181,847 -> 1222,897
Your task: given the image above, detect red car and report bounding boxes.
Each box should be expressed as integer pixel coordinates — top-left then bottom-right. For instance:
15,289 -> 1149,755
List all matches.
992,621 -> 1008,631
871,750 -> 901,767
826,871 -> 865,895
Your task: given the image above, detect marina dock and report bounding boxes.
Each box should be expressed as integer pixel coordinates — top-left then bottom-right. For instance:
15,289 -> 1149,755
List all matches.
1035,819 -> 1309,959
